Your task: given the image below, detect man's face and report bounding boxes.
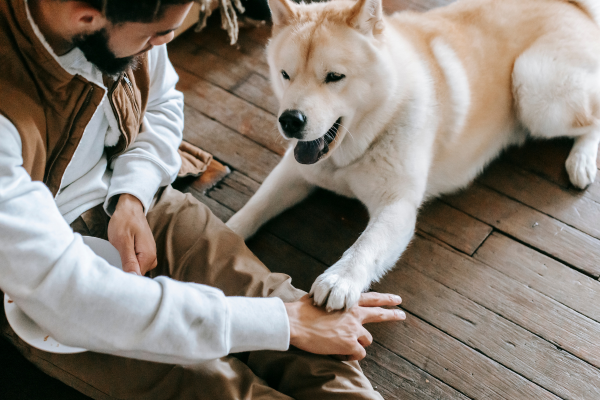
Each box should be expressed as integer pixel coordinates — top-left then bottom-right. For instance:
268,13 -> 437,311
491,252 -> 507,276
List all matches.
73,2 -> 193,77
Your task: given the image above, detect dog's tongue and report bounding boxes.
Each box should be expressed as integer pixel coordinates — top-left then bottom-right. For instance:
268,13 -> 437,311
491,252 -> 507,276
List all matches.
294,137 -> 325,164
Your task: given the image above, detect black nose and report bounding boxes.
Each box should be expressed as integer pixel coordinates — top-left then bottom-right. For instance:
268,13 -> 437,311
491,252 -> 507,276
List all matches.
279,109 -> 307,138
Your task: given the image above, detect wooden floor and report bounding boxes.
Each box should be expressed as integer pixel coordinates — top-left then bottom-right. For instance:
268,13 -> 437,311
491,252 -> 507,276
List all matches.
3,1 -> 600,399
169,2 -> 600,399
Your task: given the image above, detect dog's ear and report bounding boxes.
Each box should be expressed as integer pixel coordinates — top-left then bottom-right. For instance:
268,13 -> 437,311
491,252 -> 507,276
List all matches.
269,0 -> 295,25
347,0 -> 384,36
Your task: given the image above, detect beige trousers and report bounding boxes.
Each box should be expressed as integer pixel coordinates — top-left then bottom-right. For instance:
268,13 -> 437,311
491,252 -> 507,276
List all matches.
0,186 -> 382,400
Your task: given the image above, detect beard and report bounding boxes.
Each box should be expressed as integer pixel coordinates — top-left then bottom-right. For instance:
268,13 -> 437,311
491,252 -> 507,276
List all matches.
72,28 -> 140,78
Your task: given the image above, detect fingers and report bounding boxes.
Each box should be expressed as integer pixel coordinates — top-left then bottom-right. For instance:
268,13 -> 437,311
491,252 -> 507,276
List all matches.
357,328 -> 373,348
350,343 -> 367,361
137,253 -> 157,276
361,307 -> 406,324
333,343 -> 367,362
136,240 -> 158,276
359,292 -> 402,307
136,224 -> 158,276
113,235 -> 142,276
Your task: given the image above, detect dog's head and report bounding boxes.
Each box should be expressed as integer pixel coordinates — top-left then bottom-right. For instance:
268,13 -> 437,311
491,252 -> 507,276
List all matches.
267,0 -> 391,165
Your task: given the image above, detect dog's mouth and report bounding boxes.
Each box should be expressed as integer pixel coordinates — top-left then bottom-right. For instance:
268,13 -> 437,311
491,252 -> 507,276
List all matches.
294,118 -> 342,165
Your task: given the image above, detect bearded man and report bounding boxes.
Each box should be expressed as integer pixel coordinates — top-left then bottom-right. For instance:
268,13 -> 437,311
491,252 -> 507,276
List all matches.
0,1 -> 404,399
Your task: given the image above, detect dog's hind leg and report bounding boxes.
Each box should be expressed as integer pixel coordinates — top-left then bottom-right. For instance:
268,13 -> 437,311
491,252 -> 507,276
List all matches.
226,149 -> 314,239
512,32 -> 600,188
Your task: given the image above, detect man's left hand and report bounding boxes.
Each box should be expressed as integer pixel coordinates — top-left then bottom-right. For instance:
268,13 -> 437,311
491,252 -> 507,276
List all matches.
108,194 -> 157,276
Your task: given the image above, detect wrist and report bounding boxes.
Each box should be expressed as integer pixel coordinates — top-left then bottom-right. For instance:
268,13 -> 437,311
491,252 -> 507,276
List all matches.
115,194 -> 144,213
284,302 -> 299,343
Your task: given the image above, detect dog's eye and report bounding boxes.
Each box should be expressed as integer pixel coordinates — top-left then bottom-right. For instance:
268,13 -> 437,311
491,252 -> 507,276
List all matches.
325,72 -> 345,83
281,70 -> 290,80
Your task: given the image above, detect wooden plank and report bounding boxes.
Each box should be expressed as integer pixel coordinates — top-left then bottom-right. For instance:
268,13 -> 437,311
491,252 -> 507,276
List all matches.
401,236 -> 600,368
505,138 -> 600,185
205,170 -> 260,213
209,178 -> 252,213
374,253 -> 600,400
169,38 -> 251,91
263,189 -> 369,266
502,139 -> 600,208
177,69 -> 286,156
369,316 -> 559,400
183,184 -> 234,222
475,232 -> 600,323
417,200 -> 492,255
182,105 -> 280,183
478,161 -> 600,239
583,176 -> 600,204
362,361 -> 442,400
220,171 -> 261,195
188,22 -> 270,79
246,231 -> 326,292
442,183 -> 600,277
232,73 -> 279,116
363,343 -> 471,400
260,188 -> 498,266
238,23 -> 272,46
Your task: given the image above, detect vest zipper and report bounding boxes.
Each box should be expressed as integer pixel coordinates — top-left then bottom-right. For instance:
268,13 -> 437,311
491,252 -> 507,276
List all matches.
106,73 -> 140,164
48,85 -> 95,198
107,77 -> 124,165
123,73 -> 140,114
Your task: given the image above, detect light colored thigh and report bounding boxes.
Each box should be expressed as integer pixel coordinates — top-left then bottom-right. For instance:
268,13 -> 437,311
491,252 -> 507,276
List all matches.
512,33 -> 600,188
146,186 -> 304,301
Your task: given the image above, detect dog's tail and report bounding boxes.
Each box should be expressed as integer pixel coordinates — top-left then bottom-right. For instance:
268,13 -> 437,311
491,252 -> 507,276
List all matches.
571,0 -> 600,26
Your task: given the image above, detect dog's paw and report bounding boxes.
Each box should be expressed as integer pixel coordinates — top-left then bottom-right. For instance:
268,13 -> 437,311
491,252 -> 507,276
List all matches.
310,271 -> 364,311
566,150 -> 597,189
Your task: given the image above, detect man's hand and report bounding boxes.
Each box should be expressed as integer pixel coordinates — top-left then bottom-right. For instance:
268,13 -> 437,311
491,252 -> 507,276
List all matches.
284,292 -> 405,361
108,194 -> 157,276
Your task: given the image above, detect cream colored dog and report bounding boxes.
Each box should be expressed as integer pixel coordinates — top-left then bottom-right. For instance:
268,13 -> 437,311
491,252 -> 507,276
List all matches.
227,0 -> 600,310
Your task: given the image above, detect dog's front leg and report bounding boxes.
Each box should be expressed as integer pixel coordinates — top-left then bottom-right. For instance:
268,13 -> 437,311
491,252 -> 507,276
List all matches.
227,150 -> 315,239
311,199 -> 418,311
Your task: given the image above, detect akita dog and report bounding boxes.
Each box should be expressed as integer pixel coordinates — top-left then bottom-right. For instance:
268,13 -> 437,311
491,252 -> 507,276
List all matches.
227,0 -> 600,311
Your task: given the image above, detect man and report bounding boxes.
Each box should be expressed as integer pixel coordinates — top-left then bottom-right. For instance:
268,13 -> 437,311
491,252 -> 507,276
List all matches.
0,0 -> 405,398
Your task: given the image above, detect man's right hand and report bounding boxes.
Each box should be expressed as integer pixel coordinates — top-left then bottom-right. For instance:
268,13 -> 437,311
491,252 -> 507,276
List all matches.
284,293 -> 405,361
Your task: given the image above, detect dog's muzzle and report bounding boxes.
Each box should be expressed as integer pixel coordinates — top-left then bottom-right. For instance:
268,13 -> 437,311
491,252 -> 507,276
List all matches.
294,117 -> 342,164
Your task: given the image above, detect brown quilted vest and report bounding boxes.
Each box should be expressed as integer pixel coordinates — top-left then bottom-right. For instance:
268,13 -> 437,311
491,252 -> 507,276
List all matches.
0,0 -> 150,196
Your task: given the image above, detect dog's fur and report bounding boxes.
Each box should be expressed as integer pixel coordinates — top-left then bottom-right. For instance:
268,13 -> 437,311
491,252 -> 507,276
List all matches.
227,0 -> 600,310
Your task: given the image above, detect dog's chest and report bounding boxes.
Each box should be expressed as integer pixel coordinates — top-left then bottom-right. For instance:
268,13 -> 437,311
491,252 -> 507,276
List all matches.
298,163 -> 356,198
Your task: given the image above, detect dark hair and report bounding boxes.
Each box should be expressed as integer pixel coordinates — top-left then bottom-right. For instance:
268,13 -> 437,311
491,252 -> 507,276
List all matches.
67,0 -> 195,24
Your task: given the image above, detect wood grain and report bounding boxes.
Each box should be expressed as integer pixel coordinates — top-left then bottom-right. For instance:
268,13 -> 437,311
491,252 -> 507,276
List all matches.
183,105 -> 281,183
442,183 -> 600,277
246,231 -> 327,292
374,255 -> 600,400
189,22 -> 270,79
475,232 -> 600,322
503,138 -> 600,201
177,69 -> 286,155
232,73 -> 279,116
369,316 -> 559,400
362,343 -> 471,400
169,38 -> 251,90
479,161 -> 600,239
401,236 -> 600,368
417,200 -> 492,255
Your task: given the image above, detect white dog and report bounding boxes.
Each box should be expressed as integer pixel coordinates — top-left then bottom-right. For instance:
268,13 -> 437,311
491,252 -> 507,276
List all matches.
227,0 -> 600,311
